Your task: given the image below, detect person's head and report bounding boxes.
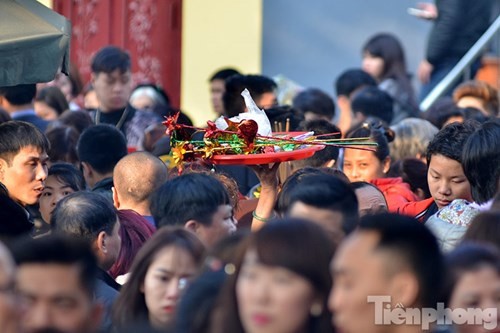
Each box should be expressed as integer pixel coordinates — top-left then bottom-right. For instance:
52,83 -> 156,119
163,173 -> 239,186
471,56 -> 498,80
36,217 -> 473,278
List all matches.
264,105 -> 305,132
212,219 -> 334,333
151,173 -> 236,247
351,86 -> 394,126
329,213 -> 444,333
0,241 -> 19,333
223,74 -> 277,117
284,173 -> 359,246
45,126 -> 80,166
443,243 -> 500,333
343,122 -> 394,182
462,212 -> 500,252
90,46 -> 132,112
77,125 -> 127,188
426,121 -> 478,209
350,181 -> 388,216
423,97 -> 464,129
57,110 -> 94,135
361,33 -> 408,82
390,118 -> 439,163
462,120 -> 500,204
0,84 -> 37,111
453,80 -> 499,117
12,235 -> 102,333
290,120 -> 341,172
129,84 -> 170,111
39,163 -> 86,224
51,191 -> 121,271
388,158 -> 431,200
34,86 -> 69,120
112,152 -> 168,215
292,88 -> 336,122
108,209 -> 156,279
0,121 -> 49,206
113,227 -> 205,330
334,69 -> 377,115
209,68 -> 241,116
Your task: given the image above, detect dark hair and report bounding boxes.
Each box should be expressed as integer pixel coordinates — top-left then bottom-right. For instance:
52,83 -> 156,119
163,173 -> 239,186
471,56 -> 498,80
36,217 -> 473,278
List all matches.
362,33 -> 416,108
46,126 -> 80,165
0,121 -> 49,165
51,191 -> 118,244
423,97 -> 463,128
443,243 -> 500,305
0,84 -> 36,105
292,88 -> 336,119
388,158 -> 431,198
347,121 -> 394,162
58,110 -> 94,135
91,46 -> 131,74
35,86 -> 69,116
223,74 -> 277,117
292,119 -> 341,169
351,87 -> 394,125
151,173 -> 230,228
0,108 -> 11,124
276,167 -> 334,215
12,234 -> 98,298
335,68 -> 377,97
264,105 -> 305,132
462,212 -> 500,251
426,121 -> 479,165
113,227 -> 205,329
77,125 -> 128,174
108,210 -> 156,279
209,68 -> 241,82
286,173 -> 359,234
462,120 -> 500,204
359,213 -> 444,308
47,163 -> 86,192
462,107 -> 491,124
211,219 -> 334,333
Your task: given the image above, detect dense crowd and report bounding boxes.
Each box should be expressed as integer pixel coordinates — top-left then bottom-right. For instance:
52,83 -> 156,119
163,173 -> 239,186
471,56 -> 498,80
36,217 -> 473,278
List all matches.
0,2 -> 499,332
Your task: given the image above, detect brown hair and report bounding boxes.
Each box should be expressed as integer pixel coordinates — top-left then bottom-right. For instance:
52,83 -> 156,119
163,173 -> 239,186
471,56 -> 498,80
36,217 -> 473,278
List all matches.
210,219 -> 334,333
453,80 -> 499,116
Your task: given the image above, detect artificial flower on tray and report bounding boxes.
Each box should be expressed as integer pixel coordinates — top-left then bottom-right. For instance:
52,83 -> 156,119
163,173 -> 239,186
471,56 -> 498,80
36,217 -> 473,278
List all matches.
163,89 -> 376,170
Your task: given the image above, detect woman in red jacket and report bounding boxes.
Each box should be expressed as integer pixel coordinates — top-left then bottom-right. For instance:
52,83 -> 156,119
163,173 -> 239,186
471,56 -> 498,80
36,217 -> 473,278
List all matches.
343,121 -> 418,211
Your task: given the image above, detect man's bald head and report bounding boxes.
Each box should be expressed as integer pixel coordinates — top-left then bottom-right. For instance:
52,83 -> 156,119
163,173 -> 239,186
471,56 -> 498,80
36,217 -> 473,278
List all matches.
113,152 -> 167,209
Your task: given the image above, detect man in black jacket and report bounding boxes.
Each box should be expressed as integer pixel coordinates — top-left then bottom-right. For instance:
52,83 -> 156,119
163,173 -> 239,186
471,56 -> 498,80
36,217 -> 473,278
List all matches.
417,0 -> 494,101
0,121 -> 49,239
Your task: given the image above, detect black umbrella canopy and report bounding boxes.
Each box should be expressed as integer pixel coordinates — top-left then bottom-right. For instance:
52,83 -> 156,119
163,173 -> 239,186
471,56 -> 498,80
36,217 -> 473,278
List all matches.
0,0 -> 71,86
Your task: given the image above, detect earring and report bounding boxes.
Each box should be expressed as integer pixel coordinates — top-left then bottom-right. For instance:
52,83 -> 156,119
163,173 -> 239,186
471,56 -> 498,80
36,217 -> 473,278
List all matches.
310,303 -> 323,317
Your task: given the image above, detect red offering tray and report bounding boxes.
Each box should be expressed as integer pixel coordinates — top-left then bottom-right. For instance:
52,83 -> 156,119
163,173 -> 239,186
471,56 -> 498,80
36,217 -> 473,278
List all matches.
210,144 -> 325,165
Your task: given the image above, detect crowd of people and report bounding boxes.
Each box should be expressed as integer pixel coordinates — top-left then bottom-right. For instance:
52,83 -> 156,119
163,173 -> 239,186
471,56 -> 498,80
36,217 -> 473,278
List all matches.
0,3 -> 499,332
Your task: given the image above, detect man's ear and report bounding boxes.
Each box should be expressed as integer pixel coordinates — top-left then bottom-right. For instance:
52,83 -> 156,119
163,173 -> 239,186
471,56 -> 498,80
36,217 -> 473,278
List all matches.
184,220 -> 201,233
323,159 -> 336,168
0,158 -> 7,181
95,231 -> 107,254
112,187 -> 120,209
90,72 -> 97,86
389,271 -> 420,308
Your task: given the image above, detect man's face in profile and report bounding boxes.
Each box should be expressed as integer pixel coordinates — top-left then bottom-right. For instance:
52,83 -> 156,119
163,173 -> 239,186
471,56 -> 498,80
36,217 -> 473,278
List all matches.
16,263 -> 101,333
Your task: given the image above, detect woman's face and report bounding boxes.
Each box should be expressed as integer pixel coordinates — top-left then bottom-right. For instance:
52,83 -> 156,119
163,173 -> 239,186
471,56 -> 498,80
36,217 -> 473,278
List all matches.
34,101 -> 59,121
343,148 -> 389,183
449,266 -> 500,333
39,175 -> 77,223
362,52 -> 384,80
236,249 -> 319,333
141,246 -> 198,329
